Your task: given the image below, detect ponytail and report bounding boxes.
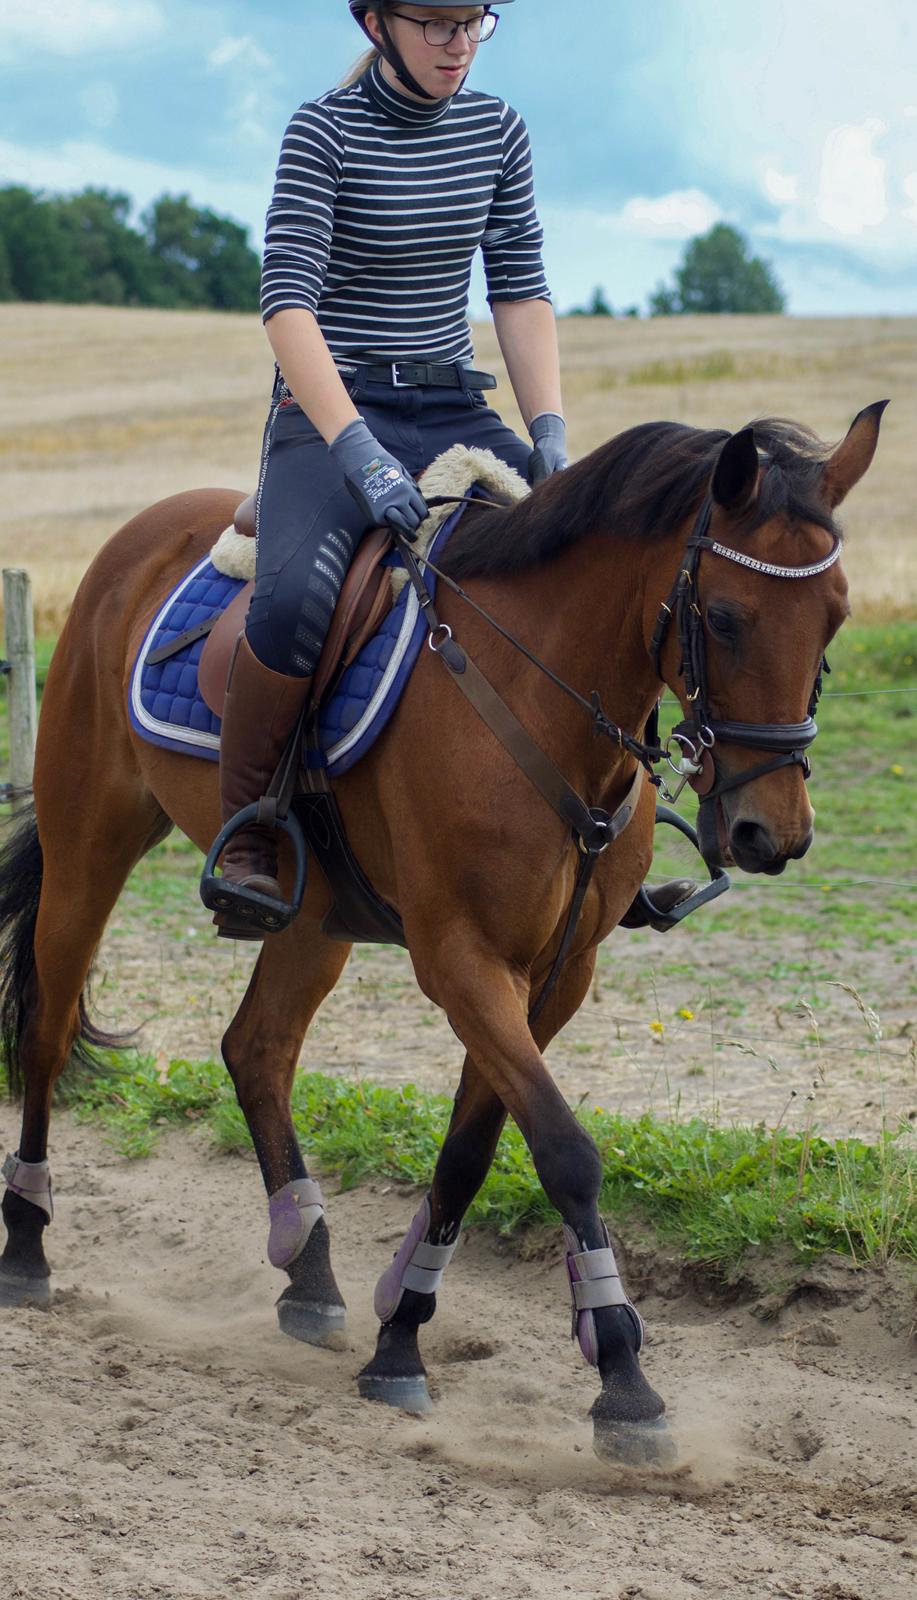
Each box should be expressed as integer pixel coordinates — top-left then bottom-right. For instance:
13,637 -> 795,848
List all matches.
340,46 -> 380,87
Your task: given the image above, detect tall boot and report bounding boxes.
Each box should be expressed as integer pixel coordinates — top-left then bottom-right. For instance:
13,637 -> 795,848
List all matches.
212,632 -> 312,924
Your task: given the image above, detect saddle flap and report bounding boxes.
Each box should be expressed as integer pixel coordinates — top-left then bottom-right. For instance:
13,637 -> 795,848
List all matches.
198,581 -> 254,718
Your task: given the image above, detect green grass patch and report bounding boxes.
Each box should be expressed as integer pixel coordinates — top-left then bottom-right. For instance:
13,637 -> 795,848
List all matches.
10,1052 -> 914,1270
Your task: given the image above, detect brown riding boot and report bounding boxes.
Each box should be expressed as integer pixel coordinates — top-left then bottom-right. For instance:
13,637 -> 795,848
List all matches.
215,632 -> 312,916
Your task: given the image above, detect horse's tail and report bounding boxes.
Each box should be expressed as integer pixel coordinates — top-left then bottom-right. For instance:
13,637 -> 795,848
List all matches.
0,804 -> 125,1099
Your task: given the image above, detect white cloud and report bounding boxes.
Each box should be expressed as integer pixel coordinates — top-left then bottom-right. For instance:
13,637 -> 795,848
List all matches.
902,173 -> 917,225
0,1 -> 163,60
207,36 -> 272,74
79,81 -> 120,131
815,118 -> 888,236
618,188 -> 722,239
0,136 -> 269,243
762,166 -> 799,205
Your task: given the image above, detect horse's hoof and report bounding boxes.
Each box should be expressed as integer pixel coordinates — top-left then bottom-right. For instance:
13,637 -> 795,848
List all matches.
276,1295 -> 347,1349
357,1371 -> 433,1414
593,1416 -> 677,1468
0,1269 -> 51,1309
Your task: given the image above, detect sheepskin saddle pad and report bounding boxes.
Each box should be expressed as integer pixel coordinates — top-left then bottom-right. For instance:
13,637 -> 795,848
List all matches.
128,446 -> 527,778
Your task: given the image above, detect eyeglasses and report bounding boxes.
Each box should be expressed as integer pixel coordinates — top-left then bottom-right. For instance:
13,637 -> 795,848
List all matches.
388,11 -> 499,46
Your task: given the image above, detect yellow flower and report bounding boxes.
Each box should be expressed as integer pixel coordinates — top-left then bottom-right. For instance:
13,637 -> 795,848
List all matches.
650,1019 -> 665,1036
677,1007 -> 695,1021
890,764 -> 904,777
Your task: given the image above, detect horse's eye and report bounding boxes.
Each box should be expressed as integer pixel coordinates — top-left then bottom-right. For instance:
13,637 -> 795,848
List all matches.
707,606 -> 741,641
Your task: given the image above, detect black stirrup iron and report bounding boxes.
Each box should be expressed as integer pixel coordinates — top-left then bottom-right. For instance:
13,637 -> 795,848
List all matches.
623,805 -> 730,932
200,804 -> 308,935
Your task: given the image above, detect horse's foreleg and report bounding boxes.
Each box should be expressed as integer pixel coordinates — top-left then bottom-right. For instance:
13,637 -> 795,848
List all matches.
220,925 -> 351,1347
358,1055 -> 506,1411
410,937 -> 671,1464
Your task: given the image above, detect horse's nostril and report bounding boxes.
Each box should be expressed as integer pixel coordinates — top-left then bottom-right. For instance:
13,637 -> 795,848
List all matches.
730,819 -> 776,862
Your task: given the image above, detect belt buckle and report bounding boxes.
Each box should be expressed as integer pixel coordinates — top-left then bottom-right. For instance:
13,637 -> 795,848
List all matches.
391,362 -> 418,388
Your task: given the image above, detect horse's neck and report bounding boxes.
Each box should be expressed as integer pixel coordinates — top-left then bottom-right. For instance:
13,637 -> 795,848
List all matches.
475,533 -> 664,792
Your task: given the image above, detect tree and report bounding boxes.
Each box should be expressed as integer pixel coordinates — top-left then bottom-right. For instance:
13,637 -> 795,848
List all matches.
142,195 -> 260,312
649,224 -> 785,315
567,284 -> 614,317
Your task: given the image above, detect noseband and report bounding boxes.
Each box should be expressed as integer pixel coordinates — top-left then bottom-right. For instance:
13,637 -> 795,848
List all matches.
649,496 -> 842,803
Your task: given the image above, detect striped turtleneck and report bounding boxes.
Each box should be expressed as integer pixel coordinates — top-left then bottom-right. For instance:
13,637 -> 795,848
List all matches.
260,57 -> 550,364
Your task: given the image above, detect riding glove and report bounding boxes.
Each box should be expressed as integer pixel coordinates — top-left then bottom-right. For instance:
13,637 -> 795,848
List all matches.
528,412 -> 568,485
330,419 -> 428,539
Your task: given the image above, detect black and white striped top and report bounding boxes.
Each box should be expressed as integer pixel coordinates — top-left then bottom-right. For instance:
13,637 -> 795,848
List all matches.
260,57 -> 550,363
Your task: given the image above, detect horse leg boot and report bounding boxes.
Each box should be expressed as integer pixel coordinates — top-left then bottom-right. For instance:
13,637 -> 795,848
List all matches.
209,632 -> 312,939
358,1060 -> 506,1413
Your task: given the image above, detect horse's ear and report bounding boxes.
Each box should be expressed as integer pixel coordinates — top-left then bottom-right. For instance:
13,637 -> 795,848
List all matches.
820,400 -> 889,510
711,427 -> 760,514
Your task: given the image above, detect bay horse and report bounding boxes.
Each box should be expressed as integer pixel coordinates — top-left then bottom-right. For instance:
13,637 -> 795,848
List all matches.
0,402 -> 884,1465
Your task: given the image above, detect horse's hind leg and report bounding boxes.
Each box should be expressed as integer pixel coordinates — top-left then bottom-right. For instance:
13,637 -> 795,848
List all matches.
219,924 -> 351,1347
0,791 -> 171,1305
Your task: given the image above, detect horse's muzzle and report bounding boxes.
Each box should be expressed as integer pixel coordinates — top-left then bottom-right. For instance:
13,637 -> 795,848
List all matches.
698,796 -> 814,876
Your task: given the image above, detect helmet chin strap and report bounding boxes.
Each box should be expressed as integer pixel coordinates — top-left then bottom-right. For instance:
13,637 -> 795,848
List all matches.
373,9 -> 468,101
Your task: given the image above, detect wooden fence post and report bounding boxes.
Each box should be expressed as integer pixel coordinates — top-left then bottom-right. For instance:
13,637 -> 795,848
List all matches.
2,569 -> 37,812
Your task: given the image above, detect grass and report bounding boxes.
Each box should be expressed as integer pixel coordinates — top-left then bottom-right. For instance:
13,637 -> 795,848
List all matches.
10,1051 -> 913,1270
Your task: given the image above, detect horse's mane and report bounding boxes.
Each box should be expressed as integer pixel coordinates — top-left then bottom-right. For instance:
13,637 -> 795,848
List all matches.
441,417 -> 840,581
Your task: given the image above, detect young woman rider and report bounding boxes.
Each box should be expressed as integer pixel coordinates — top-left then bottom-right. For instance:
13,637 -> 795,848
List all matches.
207,0 -> 693,936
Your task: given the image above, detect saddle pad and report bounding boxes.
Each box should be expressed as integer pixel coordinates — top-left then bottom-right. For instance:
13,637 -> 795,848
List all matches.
128,505 -> 463,775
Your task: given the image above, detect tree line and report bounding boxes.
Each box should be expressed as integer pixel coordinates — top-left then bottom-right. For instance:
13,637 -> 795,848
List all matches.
1,186 -> 784,320
567,223 -> 786,318
0,185 -> 260,311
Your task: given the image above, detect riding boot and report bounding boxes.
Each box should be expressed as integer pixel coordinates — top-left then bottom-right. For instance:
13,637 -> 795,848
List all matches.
619,878 -> 699,932
215,632 -> 312,912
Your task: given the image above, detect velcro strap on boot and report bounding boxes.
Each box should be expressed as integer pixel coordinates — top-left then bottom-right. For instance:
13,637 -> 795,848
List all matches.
267,1177 -> 324,1269
374,1196 -> 459,1323
2,1152 -> 53,1222
563,1223 -> 644,1367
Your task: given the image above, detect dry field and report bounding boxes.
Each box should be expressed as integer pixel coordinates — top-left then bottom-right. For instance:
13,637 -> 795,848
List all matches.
0,304 -> 915,629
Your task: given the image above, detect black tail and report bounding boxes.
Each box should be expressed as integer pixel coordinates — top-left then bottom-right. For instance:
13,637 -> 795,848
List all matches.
0,804 -> 128,1099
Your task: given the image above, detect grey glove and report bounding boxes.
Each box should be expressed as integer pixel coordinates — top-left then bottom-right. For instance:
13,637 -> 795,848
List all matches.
330,419 -> 428,539
528,412 -> 568,485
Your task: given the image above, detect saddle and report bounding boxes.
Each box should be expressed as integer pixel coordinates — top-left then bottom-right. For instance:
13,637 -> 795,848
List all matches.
197,494 -> 396,717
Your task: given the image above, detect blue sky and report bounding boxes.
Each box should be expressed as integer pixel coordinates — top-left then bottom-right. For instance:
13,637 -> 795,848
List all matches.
2,0 -> 916,315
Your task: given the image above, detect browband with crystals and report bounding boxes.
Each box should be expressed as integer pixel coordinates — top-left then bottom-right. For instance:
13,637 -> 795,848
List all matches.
704,532 -> 842,580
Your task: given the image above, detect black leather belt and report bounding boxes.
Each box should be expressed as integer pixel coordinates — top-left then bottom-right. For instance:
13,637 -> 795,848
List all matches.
340,360 -> 497,391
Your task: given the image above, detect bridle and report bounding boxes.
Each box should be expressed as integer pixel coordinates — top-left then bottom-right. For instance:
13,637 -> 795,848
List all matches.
648,494 -> 841,805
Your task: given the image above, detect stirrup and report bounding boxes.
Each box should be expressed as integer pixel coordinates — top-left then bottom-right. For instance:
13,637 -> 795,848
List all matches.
626,805 -> 730,932
199,803 -> 308,934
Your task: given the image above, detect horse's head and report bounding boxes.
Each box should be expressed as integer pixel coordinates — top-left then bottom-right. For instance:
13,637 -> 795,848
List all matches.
654,401 -> 887,876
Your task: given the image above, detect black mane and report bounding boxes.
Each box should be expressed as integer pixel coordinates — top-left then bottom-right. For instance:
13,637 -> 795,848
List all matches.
441,418 -> 840,581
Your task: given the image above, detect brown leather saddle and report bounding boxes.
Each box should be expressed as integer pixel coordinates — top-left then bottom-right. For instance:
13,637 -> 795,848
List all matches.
197,494 -> 396,717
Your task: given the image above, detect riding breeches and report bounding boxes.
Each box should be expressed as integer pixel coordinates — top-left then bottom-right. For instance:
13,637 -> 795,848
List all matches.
245,372 -> 533,677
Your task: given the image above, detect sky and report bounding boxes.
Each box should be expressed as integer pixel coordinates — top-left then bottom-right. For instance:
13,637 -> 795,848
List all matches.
2,0 -> 916,316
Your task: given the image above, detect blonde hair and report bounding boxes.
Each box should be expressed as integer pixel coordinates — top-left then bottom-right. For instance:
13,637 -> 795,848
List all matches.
340,46 -> 380,87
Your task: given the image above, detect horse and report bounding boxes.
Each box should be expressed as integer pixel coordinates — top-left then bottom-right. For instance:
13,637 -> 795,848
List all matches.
0,401 -> 884,1465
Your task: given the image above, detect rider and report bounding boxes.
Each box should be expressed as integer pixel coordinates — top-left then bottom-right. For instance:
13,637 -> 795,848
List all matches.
208,0 -> 693,935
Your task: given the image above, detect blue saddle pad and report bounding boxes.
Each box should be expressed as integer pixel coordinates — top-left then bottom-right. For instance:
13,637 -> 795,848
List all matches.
128,504 -> 464,776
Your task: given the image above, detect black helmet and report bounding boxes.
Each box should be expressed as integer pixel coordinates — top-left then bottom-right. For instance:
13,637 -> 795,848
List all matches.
349,3 -> 515,102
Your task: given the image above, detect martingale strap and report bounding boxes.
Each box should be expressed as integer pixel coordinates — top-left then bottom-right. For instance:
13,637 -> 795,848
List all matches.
393,534 -> 643,1022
